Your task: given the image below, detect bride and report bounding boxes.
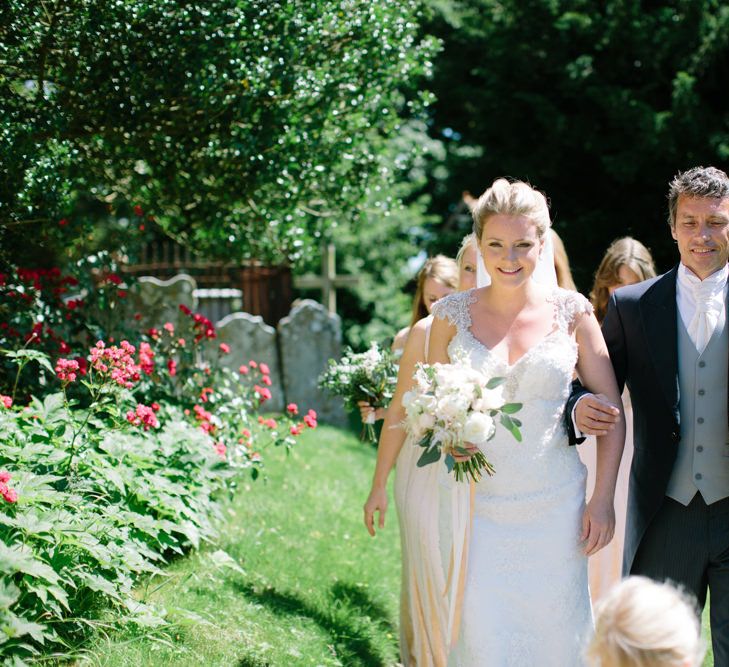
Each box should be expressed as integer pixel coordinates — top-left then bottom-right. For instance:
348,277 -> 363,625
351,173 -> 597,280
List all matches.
425,179 -> 625,665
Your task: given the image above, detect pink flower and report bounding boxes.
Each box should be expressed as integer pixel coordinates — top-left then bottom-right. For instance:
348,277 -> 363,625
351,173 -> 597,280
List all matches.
139,342 -> 155,375
249,360 -> 258,369
0,395 -> 12,409
125,404 -> 159,430
308,409 -> 318,420
286,403 -> 299,415
214,442 -> 227,458
259,363 -> 270,375
177,338 -> 186,347
2,488 -> 18,503
238,365 -> 249,375
261,375 -> 272,386
219,343 -> 230,354
290,424 -> 304,436
264,418 -> 277,429
55,358 -> 80,383
254,385 -> 272,402
167,359 -> 177,377
89,341 -> 141,389
303,413 -> 318,429
193,404 -> 213,422
0,471 -> 10,483
163,322 -> 174,333
241,428 -> 251,438
151,402 -> 160,412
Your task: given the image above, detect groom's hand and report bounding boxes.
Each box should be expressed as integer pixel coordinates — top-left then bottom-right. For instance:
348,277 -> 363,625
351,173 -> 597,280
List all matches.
575,393 -> 620,436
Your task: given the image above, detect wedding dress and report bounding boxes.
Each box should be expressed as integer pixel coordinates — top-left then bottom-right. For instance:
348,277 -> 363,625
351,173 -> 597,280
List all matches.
432,287 -> 593,667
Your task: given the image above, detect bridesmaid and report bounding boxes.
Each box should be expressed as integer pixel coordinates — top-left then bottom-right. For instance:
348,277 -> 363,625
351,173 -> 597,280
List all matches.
392,255 -> 459,354
579,237 -> 656,602
359,254 -> 458,423
363,235 -> 478,667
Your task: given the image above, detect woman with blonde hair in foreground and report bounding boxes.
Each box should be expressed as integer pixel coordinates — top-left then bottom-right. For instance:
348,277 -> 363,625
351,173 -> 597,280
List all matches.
587,576 -> 705,667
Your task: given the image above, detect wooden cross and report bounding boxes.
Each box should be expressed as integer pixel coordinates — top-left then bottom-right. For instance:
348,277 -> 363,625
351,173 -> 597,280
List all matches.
293,243 -> 359,314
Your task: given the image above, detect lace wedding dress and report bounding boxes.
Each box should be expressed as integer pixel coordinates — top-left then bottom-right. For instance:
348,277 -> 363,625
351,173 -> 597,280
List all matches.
432,288 -> 593,667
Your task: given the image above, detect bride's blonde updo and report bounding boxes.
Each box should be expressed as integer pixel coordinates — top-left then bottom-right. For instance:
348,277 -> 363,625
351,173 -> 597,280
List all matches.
471,178 -> 551,240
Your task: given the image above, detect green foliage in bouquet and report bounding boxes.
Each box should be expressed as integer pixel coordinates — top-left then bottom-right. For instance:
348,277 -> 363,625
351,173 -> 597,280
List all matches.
319,344 -> 398,444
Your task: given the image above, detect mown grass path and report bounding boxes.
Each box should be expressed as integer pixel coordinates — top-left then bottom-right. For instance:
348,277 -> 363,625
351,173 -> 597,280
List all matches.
81,425 -> 401,666
80,424 -> 714,666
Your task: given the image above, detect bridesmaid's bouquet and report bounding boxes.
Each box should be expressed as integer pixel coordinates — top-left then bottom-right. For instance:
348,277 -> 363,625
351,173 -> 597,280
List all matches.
319,343 -> 398,443
402,362 -> 522,482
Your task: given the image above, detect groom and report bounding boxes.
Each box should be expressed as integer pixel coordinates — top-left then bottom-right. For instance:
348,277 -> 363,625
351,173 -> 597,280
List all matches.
568,166 -> 729,664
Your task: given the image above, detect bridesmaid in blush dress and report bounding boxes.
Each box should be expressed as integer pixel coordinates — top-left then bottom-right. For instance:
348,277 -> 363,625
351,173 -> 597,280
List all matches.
579,237 -> 656,603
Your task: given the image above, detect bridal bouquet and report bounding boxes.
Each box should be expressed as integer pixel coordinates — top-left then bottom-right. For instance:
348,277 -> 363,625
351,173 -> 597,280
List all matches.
319,343 -> 398,443
402,362 -> 522,482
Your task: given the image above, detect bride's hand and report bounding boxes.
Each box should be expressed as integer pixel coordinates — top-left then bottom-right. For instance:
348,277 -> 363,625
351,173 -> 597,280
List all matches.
451,442 -> 480,463
363,486 -> 388,537
580,496 -> 615,556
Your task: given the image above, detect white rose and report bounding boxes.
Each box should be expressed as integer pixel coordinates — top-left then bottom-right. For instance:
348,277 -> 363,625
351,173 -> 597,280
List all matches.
462,412 -> 495,445
416,411 -> 435,431
438,394 -> 469,421
473,385 -> 505,411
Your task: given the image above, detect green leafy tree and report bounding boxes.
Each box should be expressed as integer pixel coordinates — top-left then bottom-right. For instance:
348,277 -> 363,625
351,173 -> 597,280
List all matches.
1,0 -> 439,267
423,0 -> 729,287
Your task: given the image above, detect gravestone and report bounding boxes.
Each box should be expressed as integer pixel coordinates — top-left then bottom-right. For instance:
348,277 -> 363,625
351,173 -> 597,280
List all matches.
278,299 -> 346,426
212,312 -> 283,413
128,274 -> 198,330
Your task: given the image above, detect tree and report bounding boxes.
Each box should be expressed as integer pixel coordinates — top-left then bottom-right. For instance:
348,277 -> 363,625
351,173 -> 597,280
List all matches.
1,0 -> 439,266
422,0 -> 729,288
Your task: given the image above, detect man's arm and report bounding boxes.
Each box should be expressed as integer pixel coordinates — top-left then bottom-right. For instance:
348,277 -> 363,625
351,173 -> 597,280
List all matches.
565,294 -> 626,445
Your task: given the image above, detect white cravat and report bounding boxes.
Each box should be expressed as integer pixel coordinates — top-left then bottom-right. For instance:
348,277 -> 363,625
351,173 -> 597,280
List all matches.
676,263 -> 729,353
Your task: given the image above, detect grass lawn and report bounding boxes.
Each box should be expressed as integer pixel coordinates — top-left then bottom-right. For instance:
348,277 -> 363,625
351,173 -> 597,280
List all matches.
78,424 -> 714,666
79,425 -> 402,666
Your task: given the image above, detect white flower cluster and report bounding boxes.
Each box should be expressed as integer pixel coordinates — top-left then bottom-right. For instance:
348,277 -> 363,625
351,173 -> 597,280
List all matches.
403,362 -> 505,454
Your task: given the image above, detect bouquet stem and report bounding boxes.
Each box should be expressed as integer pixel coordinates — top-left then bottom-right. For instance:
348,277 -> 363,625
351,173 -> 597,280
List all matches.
453,451 -> 496,483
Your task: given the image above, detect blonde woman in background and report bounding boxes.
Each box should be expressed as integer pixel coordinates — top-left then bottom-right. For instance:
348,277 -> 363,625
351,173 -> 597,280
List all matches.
579,237 -> 657,603
362,236 -> 479,666
392,254 -> 459,354
360,255 -> 459,423
587,576 -> 705,667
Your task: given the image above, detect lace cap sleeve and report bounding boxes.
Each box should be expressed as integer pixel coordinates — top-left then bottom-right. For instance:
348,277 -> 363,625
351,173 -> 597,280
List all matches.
430,290 -> 475,333
554,288 -> 593,333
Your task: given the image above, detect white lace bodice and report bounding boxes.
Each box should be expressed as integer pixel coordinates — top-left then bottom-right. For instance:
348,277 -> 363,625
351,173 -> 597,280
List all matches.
431,287 -> 593,497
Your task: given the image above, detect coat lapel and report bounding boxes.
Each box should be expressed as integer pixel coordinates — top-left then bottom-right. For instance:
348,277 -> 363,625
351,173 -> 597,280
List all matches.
640,266 -> 680,415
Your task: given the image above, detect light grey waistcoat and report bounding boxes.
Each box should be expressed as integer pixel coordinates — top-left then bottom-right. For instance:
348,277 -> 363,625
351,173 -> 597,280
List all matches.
666,305 -> 729,505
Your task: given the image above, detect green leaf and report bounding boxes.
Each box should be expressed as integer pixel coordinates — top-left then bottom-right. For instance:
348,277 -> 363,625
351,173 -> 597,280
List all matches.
0,580 -> 21,609
501,402 -> 522,414
416,445 -> 441,467
485,376 -> 506,389
209,549 -> 246,577
500,414 -> 522,442
0,543 -> 60,584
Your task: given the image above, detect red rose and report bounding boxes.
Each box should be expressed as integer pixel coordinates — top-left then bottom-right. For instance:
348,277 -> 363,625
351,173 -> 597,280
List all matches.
134,205 -> 143,216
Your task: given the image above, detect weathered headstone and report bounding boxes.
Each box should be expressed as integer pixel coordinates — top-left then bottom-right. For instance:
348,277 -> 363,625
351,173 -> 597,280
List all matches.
127,274 -> 198,330
278,299 -> 346,426
212,312 -> 283,413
